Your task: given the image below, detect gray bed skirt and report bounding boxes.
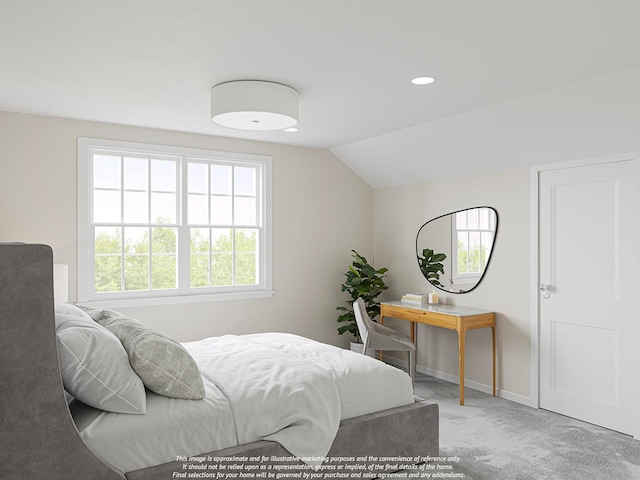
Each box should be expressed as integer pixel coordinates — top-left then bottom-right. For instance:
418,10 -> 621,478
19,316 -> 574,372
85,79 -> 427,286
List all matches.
0,244 -> 438,480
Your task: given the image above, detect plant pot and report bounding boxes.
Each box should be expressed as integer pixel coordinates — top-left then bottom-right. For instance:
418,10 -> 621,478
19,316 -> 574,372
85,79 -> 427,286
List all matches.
350,341 -> 377,358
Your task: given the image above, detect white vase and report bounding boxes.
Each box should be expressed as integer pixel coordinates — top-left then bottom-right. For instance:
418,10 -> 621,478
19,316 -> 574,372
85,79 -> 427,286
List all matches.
350,341 -> 376,358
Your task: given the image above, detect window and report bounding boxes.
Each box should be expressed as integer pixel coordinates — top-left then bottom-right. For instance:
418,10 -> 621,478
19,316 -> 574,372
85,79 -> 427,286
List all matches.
78,138 -> 272,305
451,207 -> 496,285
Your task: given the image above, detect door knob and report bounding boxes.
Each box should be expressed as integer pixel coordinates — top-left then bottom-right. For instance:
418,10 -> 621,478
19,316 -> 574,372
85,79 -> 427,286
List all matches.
539,284 -> 551,299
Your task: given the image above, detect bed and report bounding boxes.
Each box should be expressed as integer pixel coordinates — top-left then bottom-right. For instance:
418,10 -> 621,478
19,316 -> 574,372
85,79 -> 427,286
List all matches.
0,244 -> 439,480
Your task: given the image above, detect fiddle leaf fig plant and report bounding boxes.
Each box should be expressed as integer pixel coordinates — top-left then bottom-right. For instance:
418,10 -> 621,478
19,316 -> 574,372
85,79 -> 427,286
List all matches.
337,250 -> 388,342
418,248 -> 447,288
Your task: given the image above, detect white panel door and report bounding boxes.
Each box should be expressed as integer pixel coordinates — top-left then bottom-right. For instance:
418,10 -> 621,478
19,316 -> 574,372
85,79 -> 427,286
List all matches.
539,159 -> 637,434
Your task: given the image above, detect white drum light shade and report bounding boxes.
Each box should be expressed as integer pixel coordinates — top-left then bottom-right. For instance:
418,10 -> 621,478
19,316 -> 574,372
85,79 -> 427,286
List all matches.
210,81 -> 299,131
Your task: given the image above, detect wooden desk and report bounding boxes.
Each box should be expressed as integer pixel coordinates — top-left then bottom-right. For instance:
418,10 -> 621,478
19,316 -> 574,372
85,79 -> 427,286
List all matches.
380,301 -> 496,405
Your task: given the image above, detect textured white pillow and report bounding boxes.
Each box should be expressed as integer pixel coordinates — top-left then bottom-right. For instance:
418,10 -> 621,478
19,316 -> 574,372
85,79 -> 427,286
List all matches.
55,304 -> 146,414
88,309 -> 205,400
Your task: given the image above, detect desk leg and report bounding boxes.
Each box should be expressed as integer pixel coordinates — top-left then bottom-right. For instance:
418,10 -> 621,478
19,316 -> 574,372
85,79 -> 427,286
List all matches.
458,327 -> 466,406
379,315 -> 384,362
491,325 -> 496,397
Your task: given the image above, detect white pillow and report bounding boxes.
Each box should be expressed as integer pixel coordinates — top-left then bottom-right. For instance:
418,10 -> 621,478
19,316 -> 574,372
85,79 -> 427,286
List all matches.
55,303 -> 146,414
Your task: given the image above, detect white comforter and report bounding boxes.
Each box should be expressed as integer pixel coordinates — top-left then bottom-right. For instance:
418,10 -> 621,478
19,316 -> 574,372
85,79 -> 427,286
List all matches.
74,333 -> 414,473
185,333 -> 342,466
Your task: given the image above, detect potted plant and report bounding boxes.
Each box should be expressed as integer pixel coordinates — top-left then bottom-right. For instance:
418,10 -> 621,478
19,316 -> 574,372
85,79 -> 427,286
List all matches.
337,250 -> 388,354
417,248 -> 447,288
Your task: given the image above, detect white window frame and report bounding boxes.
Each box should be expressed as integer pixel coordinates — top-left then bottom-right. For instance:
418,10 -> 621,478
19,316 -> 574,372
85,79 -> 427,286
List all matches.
78,138 -> 273,307
451,207 -> 496,286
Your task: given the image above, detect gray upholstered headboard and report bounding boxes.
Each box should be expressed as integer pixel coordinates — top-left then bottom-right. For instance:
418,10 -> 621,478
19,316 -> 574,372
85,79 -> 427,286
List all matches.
0,244 -> 124,480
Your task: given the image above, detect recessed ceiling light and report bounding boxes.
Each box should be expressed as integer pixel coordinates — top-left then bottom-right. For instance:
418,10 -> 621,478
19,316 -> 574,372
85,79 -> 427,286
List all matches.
411,76 -> 435,85
283,127 -> 298,132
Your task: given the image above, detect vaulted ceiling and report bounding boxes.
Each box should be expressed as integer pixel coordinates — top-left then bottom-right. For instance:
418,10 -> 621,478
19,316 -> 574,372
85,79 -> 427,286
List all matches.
2,1 -> 640,187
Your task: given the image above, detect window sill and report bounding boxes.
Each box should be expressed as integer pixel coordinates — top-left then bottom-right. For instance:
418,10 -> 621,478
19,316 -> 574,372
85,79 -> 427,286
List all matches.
77,290 -> 275,309
451,276 -> 481,286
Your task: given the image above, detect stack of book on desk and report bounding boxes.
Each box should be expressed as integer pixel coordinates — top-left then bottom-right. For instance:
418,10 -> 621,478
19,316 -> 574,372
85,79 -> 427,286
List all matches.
401,293 -> 428,305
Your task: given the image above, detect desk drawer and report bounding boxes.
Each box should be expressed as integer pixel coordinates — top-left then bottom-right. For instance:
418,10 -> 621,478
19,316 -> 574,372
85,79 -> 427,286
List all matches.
382,304 -> 457,329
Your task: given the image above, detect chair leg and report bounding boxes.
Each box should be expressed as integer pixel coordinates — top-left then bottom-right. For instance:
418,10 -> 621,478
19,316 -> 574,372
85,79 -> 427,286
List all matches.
408,350 -> 415,384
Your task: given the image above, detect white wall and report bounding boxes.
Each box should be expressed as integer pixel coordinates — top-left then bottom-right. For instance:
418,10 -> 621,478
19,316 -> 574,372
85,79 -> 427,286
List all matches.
0,110 -> 373,346
352,67 -> 640,405
374,169 -> 531,401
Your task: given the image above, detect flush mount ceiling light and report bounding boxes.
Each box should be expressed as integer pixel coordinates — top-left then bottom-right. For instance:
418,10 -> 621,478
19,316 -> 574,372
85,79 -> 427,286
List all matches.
210,80 -> 299,131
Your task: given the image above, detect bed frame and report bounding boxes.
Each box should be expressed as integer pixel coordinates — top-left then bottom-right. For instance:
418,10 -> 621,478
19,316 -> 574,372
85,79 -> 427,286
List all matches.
0,244 -> 439,480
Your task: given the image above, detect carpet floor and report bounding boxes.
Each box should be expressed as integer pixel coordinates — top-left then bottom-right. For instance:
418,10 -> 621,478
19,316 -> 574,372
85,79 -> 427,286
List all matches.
409,373 -> 640,480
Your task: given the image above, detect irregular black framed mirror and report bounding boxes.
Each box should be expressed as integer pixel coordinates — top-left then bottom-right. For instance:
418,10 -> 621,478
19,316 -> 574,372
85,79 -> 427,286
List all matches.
416,206 -> 498,293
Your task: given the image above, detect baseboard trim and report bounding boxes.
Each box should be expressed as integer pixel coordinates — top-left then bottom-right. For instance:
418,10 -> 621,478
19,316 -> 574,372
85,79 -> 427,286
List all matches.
384,357 -> 532,407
